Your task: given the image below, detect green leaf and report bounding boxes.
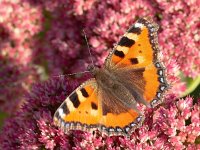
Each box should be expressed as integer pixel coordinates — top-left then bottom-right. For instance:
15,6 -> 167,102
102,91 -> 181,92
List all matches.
181,75 -> 200,97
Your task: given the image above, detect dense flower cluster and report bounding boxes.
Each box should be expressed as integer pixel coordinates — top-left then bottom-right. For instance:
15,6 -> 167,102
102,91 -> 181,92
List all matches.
157,0 -> 200,78
0,77 -> 199,149
0,1 -> 42,113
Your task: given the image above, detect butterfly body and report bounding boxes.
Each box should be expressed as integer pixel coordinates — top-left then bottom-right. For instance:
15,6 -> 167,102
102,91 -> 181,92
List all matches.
54,17 -> 168,136
89,65 -> 141,114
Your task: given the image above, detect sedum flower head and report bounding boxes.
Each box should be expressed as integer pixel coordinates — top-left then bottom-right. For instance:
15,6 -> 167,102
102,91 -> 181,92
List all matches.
0,0 -> 42,113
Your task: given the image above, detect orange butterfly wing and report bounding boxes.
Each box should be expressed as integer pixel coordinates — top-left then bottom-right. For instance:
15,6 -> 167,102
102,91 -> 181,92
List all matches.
54,79 -> 100,132
105,17 -> 168,106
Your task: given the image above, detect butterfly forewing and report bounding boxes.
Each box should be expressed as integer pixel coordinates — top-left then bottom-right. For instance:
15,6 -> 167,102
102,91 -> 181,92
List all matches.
53,79 -> 102,132
105,17 -> 168,105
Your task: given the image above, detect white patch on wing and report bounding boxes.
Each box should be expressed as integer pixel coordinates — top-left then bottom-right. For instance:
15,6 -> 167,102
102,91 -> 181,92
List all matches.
134,22 -> 144,28
137,56 -> 145,63
116,45 -> 129,54
58,108 -> 66,118
76,90 -> 87,102
125,33 -> 138,41
66,99 -> 76,112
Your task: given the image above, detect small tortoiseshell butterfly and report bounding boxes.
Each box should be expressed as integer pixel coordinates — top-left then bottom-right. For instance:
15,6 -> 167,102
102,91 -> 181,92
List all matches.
53,17 -> 168,136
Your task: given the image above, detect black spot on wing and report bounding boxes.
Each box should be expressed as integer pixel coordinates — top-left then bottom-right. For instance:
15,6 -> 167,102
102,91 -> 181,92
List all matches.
129,58 -> 139,64
80,88 -> 89,97
128,26 -> 142,35
114,50 -> 125,58
69,92 -> 80,108
61,102 -> 70,114
91,102 -> 98,110
118,37 -> 135,47
54,111 -> 60,119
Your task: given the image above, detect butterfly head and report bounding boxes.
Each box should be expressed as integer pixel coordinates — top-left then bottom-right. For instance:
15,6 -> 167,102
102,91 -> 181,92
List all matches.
87,64 -> 99,75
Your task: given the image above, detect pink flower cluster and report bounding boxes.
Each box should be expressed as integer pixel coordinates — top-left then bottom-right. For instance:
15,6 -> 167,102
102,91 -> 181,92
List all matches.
0,1 -> 42,113
0,77 -> 199,149
157,0 -> 200,78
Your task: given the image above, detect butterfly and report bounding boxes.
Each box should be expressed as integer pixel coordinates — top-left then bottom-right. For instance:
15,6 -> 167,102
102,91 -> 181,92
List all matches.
53,17 -> 168,137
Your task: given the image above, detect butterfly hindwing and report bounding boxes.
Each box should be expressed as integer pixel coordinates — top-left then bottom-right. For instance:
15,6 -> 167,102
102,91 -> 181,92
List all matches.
98,88 -> 143,136
105,17 -> 168,106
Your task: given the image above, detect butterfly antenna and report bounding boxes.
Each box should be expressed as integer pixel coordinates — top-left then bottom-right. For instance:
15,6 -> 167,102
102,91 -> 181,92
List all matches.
53,30 -> 94,78
82,29 -> 95,67
53,71 -> 90,78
